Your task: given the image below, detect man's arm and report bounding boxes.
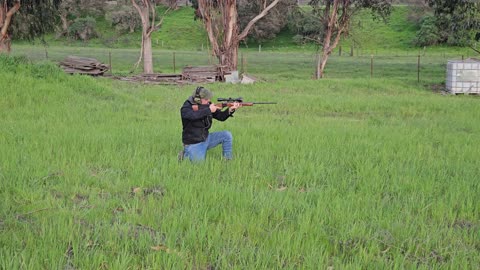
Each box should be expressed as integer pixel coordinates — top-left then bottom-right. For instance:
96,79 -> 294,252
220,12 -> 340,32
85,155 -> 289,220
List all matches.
212,108 -> 234,121
181,103 -> 211,120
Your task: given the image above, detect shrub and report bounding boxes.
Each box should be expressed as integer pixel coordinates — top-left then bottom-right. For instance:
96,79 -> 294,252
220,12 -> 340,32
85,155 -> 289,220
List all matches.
413,16 -> 440,46
105,6 -> 141,34
68,17 -> 98,41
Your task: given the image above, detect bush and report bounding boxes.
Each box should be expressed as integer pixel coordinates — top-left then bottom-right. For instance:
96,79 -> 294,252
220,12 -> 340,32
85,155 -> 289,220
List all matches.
105,6 -> 141,34
68,17 -> 98,41
413,16 -> 440,46
287,9 -> 323,44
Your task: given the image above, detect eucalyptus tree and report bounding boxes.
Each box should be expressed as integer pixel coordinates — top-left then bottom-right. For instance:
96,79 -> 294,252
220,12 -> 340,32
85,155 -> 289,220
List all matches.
0,0 -> 61,53
425,0 -> 480,46
309,0 -> 391,79
194,0 -> 281,72
237,0 -> 297,44
131,0 -> 169,74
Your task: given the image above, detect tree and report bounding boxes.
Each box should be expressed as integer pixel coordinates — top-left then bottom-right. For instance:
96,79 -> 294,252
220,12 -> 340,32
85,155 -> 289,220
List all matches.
105,5 -> 142,34
309,0 -> 391,79
131,0 -> 168,74
425,0 -> 480,46
237,0 -> 297,44
57,0 -> 107,38
194,0 -> 280,72
157,0 -> 178,9
0,0 -> 61,53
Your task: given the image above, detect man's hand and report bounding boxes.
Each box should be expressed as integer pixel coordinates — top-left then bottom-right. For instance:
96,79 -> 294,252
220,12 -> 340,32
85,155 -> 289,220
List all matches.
209,103 -> 218,113
229,102 -> 241,112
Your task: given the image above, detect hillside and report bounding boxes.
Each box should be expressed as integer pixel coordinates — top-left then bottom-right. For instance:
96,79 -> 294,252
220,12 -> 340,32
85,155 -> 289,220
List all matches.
35,5 -> 424,52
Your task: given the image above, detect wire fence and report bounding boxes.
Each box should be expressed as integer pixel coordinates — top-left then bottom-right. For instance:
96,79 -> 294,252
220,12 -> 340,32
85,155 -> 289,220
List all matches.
12,45 -> 472,83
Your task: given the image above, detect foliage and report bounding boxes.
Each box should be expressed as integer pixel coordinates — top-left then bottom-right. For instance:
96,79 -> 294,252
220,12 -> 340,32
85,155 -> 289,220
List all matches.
290,0 -> 392,46
287,7 -> 323,45
68,17 -> 98,41
105,5 -> 142,34
237,0 -> 297,44
7,0 -> 61,40
412,15 -> 440,46
192,0 -> 296,44
56,0 -> 108,37
425,0 -> 480,46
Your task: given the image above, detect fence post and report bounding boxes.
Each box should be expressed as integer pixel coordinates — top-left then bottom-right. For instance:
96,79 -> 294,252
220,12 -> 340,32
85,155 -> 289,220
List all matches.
259,44 -> 261,52
339,46 -> 342,56
173,52 -> 176,73
370,54 -> 373,78
350,45 -> 354,57
417,54 -> 420,83
44,47 -> 48,60
109,51 -> 112,75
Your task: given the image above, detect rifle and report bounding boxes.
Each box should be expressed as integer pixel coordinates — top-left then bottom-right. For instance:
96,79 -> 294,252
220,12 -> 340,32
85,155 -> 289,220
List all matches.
215,97 -> 277,108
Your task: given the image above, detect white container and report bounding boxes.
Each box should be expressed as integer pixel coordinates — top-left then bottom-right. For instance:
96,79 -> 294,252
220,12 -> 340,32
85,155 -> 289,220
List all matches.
446,59 -> 480,94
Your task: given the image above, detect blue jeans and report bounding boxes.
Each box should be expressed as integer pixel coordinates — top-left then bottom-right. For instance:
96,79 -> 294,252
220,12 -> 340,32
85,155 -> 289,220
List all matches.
184,131 -> 233,161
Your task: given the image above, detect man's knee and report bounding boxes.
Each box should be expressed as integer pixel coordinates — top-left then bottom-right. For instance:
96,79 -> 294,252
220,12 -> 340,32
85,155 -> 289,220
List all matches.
224,131 -> 233,143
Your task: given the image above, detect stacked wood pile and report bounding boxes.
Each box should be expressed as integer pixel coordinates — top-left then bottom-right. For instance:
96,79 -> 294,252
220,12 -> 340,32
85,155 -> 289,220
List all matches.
59,56 -> 109,76
182,65 -> 228,82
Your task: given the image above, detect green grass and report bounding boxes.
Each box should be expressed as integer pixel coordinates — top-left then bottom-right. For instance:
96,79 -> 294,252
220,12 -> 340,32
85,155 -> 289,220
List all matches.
1,55 -> 479,269
2,4 -> 479,268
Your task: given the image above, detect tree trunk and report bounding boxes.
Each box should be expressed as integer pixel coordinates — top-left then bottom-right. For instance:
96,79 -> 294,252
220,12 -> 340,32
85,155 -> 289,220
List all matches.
60,14 -> 69,35
198,0 -> 279,72
0,1 -> 21,54
315,0 -> 345,79
0,37 -> 10,53
132,0 -> 159,74
218,45 -> 238,71
143,31 -> 153,73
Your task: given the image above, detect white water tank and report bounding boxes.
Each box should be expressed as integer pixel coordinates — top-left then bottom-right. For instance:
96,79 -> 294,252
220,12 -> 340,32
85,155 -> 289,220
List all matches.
446,59 -> 480,94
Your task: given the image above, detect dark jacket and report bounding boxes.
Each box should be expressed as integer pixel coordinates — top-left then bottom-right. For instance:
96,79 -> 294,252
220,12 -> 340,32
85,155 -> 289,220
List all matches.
181,97 -> 233,144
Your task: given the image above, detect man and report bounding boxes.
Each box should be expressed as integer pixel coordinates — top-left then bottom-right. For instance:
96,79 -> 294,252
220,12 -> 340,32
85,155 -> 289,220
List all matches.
180,86 -> 241,161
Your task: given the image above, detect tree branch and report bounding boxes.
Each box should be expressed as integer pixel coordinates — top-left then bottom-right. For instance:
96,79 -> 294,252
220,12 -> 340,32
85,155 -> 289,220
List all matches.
1,1 -> 20,39
238,0 -> 280,41
470,46 -> 480,55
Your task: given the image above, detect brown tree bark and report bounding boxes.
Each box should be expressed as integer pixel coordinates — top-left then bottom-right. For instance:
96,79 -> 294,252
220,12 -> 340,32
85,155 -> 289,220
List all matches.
316,0 -> 347,79
132,0 -> 167,74
0,1 -> 21,54
198,0 -> 279,72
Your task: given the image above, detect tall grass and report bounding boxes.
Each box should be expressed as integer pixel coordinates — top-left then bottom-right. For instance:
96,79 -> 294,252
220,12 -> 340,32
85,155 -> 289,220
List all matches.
1,55 -> 478,269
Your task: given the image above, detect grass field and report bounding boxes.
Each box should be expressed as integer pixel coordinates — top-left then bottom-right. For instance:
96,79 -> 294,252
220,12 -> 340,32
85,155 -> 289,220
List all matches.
1,53 -> 479,269
2,3 -> 479,269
